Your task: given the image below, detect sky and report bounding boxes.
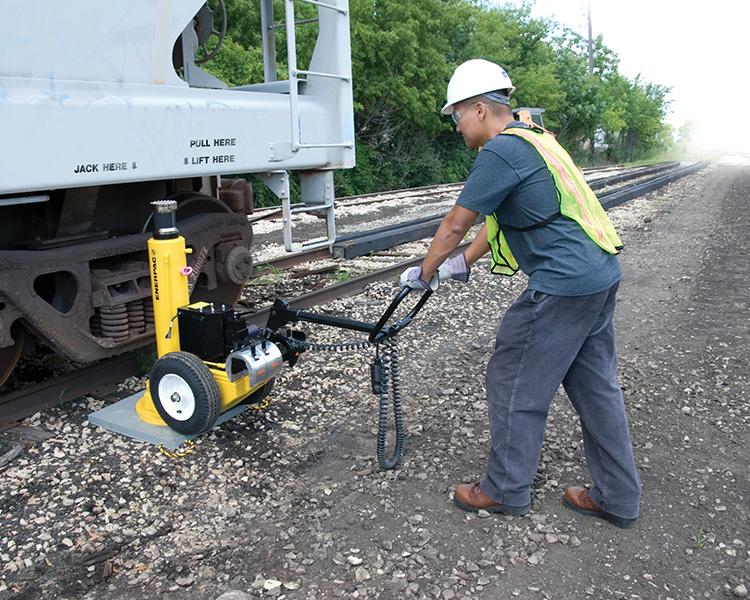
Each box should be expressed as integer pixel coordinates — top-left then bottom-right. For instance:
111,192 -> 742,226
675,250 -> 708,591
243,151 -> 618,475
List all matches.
501,0 -> 749,156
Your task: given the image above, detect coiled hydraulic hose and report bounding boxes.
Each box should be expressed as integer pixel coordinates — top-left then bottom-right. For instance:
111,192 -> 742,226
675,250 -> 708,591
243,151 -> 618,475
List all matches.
375,337 -> 404,470
301,335 -> 404,470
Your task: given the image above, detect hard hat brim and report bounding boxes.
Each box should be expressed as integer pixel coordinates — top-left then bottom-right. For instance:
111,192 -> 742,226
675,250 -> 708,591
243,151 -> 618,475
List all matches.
440,102 -> 454,116
440,86 -> 516,116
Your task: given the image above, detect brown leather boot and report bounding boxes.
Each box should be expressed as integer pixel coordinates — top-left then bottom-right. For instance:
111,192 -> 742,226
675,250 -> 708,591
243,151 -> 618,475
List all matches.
562,486 -> 637,529
453,482 -> 531,515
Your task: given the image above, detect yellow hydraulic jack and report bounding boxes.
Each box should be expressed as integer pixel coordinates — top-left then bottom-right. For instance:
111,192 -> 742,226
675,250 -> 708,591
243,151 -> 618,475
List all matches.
135,200 -> 433,469
136,200 -> 289,434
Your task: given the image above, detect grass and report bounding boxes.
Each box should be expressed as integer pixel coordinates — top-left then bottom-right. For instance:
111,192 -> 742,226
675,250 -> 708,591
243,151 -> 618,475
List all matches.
247,264 -> 284,286
334,269 -> 352,283
691,528 -> 706,549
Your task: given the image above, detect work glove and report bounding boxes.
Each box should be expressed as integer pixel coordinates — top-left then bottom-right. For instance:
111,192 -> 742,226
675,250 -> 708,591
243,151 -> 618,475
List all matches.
399,266 -> 439,291
438,253 -> 471,283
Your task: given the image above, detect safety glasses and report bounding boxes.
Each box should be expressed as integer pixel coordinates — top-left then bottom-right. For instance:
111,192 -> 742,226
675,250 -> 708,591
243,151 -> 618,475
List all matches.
450,101 -> 482,125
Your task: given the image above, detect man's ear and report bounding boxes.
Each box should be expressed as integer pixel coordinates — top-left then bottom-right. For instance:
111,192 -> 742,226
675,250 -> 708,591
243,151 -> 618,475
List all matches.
476,101 -> 487,121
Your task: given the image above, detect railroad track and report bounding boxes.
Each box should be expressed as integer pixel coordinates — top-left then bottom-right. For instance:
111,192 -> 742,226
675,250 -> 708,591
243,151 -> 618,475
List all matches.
249,182 -> 466,224
0,354 -> 142,424
247,163 -> 647,224
0,161 -> 706,425
254,161 -> 688,270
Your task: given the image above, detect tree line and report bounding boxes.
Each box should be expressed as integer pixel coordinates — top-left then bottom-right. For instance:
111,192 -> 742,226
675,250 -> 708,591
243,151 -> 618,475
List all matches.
208,0 -> 672,203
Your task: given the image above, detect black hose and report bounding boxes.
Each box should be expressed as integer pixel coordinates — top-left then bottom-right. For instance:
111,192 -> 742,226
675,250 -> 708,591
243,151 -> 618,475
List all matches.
297,332 -> 405,469
376,337 -> 404,470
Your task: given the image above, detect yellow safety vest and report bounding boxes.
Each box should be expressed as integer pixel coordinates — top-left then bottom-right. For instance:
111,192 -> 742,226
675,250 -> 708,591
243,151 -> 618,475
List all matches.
486,124 -> 623,276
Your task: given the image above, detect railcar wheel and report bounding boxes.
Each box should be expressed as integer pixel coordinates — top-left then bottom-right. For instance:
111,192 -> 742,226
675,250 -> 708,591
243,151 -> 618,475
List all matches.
167,193 -> 253,306
0,325 -> 26,387
149,352 -> 221,435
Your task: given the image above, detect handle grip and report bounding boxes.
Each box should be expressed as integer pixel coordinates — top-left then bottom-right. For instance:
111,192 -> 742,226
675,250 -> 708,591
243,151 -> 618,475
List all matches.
368,286 -> 432,343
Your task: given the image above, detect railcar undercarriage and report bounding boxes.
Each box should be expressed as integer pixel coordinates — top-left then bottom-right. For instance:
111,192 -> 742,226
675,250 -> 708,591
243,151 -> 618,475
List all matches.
0,180 -> 254,384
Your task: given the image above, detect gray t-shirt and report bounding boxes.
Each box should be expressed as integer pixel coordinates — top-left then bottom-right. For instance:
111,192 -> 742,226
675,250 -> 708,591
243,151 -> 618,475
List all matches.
456,123 -> 621,296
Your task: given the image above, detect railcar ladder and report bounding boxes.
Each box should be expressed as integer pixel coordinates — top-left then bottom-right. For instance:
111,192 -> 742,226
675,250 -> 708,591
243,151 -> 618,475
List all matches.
265,0 -> 353,253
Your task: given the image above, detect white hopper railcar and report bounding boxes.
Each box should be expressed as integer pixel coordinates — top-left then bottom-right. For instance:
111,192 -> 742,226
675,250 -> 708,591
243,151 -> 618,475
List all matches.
0,0 -> 355,383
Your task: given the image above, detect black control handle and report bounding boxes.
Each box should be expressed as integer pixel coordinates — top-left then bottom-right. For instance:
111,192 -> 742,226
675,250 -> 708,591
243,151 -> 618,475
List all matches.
368,286 -> 432,344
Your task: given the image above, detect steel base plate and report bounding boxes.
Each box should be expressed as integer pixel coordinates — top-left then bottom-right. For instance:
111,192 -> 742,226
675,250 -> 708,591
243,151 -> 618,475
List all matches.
88,391 -> 251,449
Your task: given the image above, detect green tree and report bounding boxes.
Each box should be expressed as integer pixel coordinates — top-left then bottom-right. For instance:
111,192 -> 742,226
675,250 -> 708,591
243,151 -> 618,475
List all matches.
199,0 -> 674,202
463,5 -> 566,129
606,78 -> 671,162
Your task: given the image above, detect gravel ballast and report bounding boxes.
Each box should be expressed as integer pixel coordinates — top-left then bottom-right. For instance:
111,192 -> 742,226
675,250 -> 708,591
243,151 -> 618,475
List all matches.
0,164 -> 748,600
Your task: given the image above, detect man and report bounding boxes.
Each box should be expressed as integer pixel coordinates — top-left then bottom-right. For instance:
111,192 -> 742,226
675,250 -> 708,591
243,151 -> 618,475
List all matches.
400,59 -> 641,528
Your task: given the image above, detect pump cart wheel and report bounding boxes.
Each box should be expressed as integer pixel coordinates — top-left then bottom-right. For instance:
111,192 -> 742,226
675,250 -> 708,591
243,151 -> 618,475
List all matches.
149,352 -> 221,435
241,378 -> 274,406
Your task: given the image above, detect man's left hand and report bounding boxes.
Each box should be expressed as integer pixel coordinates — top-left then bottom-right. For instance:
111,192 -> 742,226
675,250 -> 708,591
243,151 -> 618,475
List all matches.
438,253 -> 471,283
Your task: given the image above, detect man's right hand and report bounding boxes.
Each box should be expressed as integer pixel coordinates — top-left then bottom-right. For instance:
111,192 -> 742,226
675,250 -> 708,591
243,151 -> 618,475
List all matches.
438,253 -> 471,283
400,266 -> 439,291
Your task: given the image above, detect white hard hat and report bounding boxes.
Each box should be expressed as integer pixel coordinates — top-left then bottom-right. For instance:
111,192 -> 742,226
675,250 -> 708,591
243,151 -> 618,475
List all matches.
441,59 -> 515,115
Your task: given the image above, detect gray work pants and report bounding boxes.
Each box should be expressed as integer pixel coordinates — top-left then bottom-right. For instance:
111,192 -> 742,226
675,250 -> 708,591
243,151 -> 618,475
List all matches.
479,282 -> 641,519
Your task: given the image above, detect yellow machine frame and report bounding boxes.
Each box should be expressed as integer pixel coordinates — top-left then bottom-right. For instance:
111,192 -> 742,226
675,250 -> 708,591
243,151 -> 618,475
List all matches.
135,231 -> 265,426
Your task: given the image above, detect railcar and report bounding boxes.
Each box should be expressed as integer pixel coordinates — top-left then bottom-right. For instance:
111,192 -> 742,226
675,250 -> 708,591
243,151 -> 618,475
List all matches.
0,0 -> 355,385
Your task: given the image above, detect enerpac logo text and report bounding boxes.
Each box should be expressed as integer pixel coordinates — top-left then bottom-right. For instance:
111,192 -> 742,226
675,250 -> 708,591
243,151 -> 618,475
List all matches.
151,252 -> 159,300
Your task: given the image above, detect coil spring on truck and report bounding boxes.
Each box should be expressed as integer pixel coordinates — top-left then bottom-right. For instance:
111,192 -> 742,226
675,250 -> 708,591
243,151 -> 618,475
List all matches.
90,299 -> 156,341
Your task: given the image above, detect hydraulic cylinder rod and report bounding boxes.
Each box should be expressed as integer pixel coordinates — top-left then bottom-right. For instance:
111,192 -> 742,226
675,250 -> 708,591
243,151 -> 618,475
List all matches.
147,200 -> 191,357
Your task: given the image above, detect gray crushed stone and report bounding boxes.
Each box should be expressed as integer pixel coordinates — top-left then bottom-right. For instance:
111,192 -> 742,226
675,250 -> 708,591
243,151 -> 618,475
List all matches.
0,165 -> 747,600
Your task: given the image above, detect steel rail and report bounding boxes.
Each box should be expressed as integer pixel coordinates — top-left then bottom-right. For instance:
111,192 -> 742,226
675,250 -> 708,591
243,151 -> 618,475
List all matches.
600,161 -> 709,209
254,212 -> 449,274
329,162 -> 700,259
335,164 -> 626,202
253,247 -> 332,274
588,161 -> 680,190
244,242 -> 471,326
0,353 -> 143,426
248,183 -> 464,223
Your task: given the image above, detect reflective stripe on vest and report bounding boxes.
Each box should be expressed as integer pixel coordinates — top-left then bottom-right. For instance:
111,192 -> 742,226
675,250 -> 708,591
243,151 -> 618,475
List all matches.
486,213 -> 519,276
485,124 -> 623,277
